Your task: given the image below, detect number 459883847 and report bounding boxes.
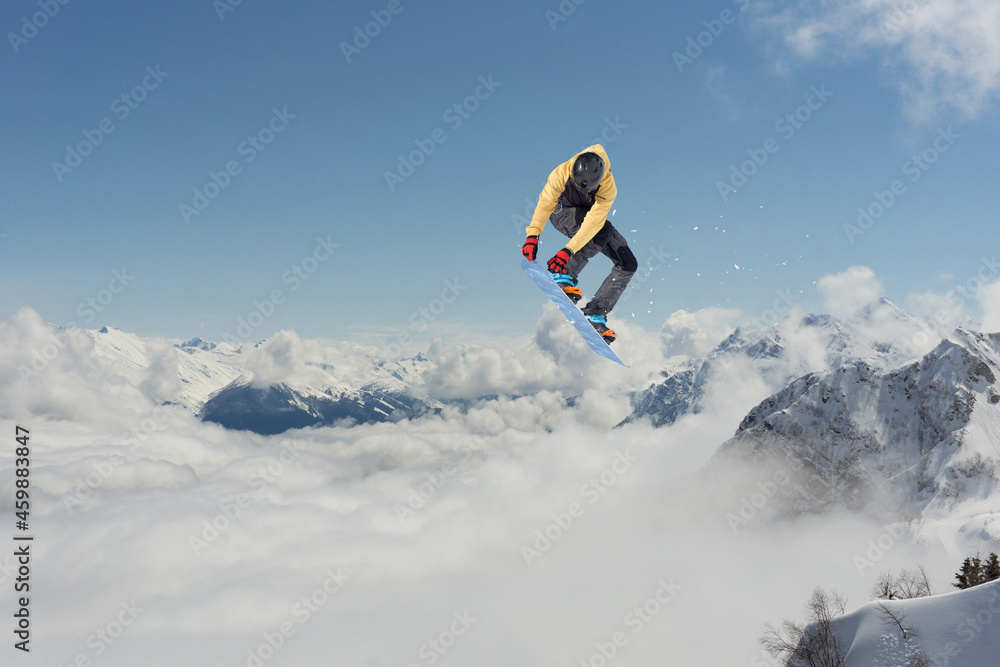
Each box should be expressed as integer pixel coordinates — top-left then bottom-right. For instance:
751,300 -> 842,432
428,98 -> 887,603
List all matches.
15,426 -> 30,529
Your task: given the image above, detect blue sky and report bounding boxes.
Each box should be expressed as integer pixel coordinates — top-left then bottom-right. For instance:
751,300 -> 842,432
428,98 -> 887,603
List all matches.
2,0 -> 1000,346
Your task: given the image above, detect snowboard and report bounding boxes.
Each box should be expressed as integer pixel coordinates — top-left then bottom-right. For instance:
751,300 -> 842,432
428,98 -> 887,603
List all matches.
521,258 -> 628,367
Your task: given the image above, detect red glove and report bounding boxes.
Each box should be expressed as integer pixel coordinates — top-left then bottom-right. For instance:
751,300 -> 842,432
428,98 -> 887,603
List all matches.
521,235 -> 538,261
547,248 -> 572,274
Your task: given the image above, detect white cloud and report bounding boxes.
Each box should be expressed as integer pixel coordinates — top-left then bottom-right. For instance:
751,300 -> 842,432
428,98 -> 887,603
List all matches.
242,329 -> 312,387
241,329 -> 386,390
137,338 -> 183,403
702,65 -> 746,122
749,0 -> 1000,120
977,279 -> 1000,332
2,405 -> 966,666
661,307 -> 740,358
817,265 -> 884,319
423,303 -> 669,407
0,308 -> 154,427
0,303 -> 990,665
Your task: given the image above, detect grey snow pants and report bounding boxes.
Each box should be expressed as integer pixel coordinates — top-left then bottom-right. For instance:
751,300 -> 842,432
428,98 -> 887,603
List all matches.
549,204 -> 637,317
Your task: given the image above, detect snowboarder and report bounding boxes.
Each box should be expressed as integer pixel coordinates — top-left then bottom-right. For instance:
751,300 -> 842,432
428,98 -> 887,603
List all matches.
520,144 -> 637,344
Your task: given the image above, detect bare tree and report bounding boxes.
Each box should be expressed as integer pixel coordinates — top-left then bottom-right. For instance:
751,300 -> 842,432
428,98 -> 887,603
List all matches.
760,587 -> 847,667
898,566 -> 933,599
871,569 -> 897,600
876,602 -> 919,639
761,619 -> 806,663
870,566 -> 933,600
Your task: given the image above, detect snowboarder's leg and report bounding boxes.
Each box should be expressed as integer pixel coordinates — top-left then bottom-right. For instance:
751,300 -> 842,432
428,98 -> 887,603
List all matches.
548,205 -> 602,279
581,221 -> 637,318
565,235 -> 603,279
546,205 -> 587,302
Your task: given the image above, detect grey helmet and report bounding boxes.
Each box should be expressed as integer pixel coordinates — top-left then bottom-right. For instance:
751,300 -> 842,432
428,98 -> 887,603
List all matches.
571,152 -> 605,193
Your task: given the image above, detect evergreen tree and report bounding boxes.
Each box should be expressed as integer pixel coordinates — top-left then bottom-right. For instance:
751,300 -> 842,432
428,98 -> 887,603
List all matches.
953,556 -> 981,589
953,554 -> 995,589
985,552 -> 1000,583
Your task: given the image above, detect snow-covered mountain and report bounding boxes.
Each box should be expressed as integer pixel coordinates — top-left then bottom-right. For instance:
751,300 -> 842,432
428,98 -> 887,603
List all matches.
712,329 -> 1000,522
198,375 -> 436,434
88,325 -> 247,411
85,325 -> 438,434
622,299 -> 930,428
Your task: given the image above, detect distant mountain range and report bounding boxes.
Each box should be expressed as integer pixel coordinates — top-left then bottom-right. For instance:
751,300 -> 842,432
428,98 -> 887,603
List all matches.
621,298 -> 929,427
87,326 -> 439,434
80,302 -> 999,523
78,305 -> 1000,538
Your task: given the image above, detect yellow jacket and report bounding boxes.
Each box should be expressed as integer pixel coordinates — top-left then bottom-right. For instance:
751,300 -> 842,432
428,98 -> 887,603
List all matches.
526,144 -> 617,254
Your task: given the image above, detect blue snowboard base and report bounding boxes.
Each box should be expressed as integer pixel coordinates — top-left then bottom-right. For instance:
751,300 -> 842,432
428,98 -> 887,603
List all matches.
521,258 -> 628,367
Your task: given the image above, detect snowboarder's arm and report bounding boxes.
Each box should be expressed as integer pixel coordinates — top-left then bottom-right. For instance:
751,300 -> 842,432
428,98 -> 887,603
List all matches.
564,173 -> 616,254
526,164 -> 570,238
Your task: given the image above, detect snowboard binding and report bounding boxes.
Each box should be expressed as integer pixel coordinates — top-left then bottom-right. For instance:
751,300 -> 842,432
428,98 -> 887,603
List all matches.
551,272 -> 583,304
585,313 -> 617,345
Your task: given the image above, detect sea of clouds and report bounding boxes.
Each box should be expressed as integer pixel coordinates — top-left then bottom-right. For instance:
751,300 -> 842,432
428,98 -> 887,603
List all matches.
0,265 -> 996,665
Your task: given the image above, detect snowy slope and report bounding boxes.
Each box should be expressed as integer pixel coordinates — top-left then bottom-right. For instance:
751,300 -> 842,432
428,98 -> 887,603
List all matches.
87,326 -> 246,410
173,337 -> 248,409
809,580 -> 1000,666
623,299 -> 929,427
713,329 -> 1000,522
